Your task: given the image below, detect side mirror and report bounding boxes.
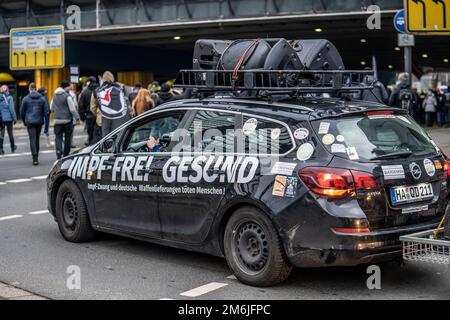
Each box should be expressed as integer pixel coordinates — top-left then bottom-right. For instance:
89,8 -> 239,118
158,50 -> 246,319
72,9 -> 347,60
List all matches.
99,138 -> 115,153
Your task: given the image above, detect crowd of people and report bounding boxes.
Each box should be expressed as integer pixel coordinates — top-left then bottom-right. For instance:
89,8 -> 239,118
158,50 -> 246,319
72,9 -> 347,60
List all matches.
364,72 -> 450,128
2,70 -> 450,165
4,70 -> 187,165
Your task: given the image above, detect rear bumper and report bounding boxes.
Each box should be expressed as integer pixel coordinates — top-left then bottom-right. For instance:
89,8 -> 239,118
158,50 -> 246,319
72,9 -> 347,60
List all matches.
287,221 -> 439,268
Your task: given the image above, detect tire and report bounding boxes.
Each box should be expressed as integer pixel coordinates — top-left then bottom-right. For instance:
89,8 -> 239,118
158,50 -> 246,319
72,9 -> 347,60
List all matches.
223,206 -> 293,287
55,180 -> 96,242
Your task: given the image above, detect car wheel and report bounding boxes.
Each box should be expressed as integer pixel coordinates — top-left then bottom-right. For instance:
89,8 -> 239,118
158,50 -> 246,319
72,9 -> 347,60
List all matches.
224,206 -> 293,287
55,180 -> 96,242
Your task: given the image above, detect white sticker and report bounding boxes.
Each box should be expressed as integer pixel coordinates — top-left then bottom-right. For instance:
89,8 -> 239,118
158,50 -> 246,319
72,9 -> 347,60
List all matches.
322,134 -> 335,145
270,162 -> 297,176
423,159 -> 435,177
297,143 -> 314,161
294,128 -> 309,140
243,118 -> 258,135
397,115 -> 411,124
346,147 -> 359,160
271,128 -> 281,140
381,165 -> 405,180
318,122 -> 330,134
331,144 -> 346,153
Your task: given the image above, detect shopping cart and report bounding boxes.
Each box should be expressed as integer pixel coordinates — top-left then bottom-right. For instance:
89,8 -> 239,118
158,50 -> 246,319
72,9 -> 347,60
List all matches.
400,214 -> 450,266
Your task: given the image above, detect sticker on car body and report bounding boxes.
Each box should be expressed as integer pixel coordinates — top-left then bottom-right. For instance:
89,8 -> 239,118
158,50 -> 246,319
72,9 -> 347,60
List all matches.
272,175 -> 287,197
381,165 -> 405,180
318,122 -> 330,134
423,159 -> 435,177
270,162 -> 297,175
293,128 -> 309,140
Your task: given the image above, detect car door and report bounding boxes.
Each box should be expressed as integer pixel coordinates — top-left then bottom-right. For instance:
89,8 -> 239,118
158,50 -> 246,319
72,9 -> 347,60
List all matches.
92,110 -> 188,237
157,109 -> 240,244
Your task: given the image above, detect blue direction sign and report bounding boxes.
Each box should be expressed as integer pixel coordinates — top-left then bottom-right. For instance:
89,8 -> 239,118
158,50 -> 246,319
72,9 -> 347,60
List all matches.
394,9 -> 406,33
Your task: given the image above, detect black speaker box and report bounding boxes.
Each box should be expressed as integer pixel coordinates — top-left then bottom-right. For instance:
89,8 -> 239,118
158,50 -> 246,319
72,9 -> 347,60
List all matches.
192,39 -> 232,69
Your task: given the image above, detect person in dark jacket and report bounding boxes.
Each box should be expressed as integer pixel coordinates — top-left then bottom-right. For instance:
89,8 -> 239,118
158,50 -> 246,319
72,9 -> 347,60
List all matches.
0,85 -> 17,154
20,83 -> 50,165
51,80 -> 80,159
37,86 -> 52,147
388,73 -> 418,117
436,88 -> 446,126
78,76 -> 98,146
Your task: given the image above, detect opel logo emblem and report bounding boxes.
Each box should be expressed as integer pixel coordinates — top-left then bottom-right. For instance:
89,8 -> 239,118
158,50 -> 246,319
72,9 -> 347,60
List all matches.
409,162 -> 422,180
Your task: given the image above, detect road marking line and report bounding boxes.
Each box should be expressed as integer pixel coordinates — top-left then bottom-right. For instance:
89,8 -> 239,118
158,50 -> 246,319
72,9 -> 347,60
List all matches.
180,282 -> 228,298
0,215 -> 23,221
5,178 -> 32,183
159,298 -> 175,300
0,182 -> 6,185
29,210 -> 49,215
31,176 -> 47,180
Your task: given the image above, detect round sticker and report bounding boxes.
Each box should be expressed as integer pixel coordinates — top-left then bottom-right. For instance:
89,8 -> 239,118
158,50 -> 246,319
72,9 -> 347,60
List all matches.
322,134 -> 335,145
336,135 -> 345,142
294,128 -> 309,140
296,143 -> 314,161
271,128 -> 281,140
243,118 -> 258,135
423,159 -> 435,177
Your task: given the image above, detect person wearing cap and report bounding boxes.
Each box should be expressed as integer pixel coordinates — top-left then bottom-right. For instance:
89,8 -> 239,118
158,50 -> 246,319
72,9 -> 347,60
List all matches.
51,80 -> 80,159
0,85 -> 17,155
20,83 -> 50,165
91,71 -> 130,138
79,76 -> 98,145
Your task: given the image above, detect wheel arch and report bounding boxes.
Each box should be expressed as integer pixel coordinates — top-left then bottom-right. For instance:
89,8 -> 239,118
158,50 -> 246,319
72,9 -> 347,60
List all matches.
216,200 -> 282,255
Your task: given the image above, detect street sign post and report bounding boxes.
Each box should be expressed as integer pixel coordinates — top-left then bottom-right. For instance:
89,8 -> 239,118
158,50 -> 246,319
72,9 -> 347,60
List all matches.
405,0 -> 450,34
9,25 -> 65,70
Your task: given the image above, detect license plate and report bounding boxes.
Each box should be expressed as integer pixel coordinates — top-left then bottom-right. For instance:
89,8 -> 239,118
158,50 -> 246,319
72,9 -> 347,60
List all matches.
390,183 -> 434,205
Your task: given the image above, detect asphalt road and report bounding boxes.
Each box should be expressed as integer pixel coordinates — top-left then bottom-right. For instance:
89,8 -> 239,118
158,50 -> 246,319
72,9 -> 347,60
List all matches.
0,126 -> 449,300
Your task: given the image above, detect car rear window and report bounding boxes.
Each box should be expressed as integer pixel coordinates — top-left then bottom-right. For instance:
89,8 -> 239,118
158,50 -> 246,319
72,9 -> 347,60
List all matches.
311,113 -> 437,162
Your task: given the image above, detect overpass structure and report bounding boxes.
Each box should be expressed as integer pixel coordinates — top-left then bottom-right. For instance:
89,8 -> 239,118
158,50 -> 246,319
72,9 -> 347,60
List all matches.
0,0 -> 449,85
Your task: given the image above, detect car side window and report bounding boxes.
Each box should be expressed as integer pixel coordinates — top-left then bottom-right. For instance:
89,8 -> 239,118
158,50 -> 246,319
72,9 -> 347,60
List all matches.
122,112 -> 185,153
184,110 -> 236,154
243,116 -> 293,155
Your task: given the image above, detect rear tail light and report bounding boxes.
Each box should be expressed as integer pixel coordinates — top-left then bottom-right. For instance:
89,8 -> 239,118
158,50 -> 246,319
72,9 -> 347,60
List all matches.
298,167 -> 379,199
444,160 -> 450,178
366,111 -> 394,117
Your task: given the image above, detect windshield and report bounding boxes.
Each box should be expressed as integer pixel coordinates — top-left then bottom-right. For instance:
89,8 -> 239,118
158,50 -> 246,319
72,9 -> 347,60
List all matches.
311,113 -> 437,162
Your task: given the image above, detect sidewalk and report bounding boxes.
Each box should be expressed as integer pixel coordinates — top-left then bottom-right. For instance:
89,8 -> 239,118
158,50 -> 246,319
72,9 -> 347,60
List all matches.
426,127 -> 450,158
0,282 -> 48,300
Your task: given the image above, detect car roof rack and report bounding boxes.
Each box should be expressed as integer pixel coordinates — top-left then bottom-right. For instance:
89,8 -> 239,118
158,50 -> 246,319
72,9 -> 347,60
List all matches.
174,69 -> 374,94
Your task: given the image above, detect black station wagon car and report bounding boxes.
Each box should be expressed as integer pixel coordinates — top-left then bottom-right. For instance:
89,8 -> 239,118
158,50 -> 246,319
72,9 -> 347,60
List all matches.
46,39 -> 449,286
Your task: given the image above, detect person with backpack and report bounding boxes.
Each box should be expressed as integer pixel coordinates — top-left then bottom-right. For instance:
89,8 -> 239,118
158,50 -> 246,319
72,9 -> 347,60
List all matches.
51,80 -> 80,159
92,71 -> 130,138
388,73 -> 417,117
20,83 -> 50,165
423,90 -> 437,127
0,85 -> 17,155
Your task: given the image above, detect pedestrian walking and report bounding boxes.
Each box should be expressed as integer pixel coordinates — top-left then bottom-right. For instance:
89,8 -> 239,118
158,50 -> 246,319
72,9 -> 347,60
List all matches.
0,85 -> 17,155
423,90 -> 437,127
78,76 -> 98,146
51,80 -> 80,159
37,86 -> 52,147
20,83 -> 49,165
93,71 -> 130,138
436,89 -> 446,126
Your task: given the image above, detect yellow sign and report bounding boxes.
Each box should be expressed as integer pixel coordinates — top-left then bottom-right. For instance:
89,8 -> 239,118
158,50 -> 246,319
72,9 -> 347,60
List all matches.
405,0 -> 450,34
10,25 -> 64,70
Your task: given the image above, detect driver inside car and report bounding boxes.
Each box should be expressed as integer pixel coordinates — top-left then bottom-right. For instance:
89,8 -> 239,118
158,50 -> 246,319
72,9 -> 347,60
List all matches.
146,135 -> 163,152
